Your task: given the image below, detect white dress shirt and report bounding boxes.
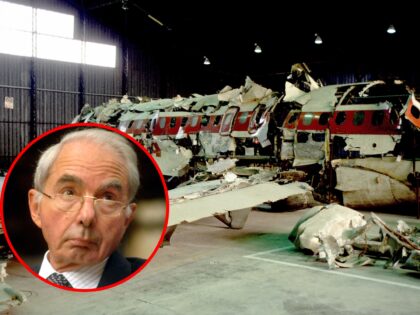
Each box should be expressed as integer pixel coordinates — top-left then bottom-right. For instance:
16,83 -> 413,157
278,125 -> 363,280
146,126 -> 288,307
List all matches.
39,251 -> 108,289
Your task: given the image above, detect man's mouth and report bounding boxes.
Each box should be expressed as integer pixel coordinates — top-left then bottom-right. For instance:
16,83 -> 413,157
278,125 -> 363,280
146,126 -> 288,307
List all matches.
68,238 -> 98,248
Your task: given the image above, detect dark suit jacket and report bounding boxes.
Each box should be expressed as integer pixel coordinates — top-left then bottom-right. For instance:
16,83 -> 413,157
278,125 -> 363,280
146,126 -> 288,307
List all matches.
34,251 -> 145,288
98,251 -> 145,287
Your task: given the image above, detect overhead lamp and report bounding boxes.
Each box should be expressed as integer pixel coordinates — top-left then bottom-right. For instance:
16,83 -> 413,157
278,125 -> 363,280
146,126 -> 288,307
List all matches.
121,0 -> 128,10
203,56 -> 211,65
254,43 -> 262,54
314,33 -> 323,45
387,24 -> 396,34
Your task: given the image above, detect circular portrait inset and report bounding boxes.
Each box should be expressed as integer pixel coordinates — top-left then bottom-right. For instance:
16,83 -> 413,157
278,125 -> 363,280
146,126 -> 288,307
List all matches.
0,123 -> 168,291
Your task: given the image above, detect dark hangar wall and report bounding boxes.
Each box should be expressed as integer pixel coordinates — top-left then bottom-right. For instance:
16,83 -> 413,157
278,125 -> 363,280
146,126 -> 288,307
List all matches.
0,0 -> 173,169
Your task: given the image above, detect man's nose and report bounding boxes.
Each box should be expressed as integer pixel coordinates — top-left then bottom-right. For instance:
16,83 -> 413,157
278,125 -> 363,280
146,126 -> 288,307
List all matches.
77,196 -> 96,227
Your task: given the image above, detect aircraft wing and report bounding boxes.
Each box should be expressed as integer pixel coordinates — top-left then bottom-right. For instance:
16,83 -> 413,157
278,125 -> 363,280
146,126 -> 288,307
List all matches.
168,181 -> 312,227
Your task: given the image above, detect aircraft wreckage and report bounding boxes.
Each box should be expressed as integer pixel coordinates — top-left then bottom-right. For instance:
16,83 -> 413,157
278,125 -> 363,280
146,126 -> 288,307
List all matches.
289,204 -> 420,271
73,63 -> 420,217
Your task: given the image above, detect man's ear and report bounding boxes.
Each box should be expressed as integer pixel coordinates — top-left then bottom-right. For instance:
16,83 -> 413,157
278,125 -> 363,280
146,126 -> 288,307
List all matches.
28,188 -> 42,228
124,203 -> 137,227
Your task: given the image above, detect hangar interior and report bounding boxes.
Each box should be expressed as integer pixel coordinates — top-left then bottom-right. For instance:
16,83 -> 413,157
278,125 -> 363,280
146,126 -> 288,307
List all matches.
0,0 -> 420,314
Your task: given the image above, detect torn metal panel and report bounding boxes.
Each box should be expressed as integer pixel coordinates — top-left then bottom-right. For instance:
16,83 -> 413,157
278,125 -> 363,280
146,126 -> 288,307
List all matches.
191,94 -> 219,112
300,85 -> 342,110
241,76 -> 273,103
151,139 -> 192,177
280,141 -> 294,160
168,181 -> 312,226
284,81 -> 309,103
338,134 -> 401,155
332,157 -> 420,184
283,63 -> 321,103
198,132 -> 235,156
335,166 -> 416,208
130,98 -> 174,112
293,136 -> 325,167
118,112 -> 151,123
218,86 -> 241,102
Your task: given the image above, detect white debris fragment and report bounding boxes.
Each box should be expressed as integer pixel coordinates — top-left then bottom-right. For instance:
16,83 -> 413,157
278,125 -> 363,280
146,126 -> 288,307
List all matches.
223,172 -> 237,182
290,204 -> 367,254
0,263 -> 6,282
397,220 -> 414,235
318,234 -> 341,269
206,158 -> 238,174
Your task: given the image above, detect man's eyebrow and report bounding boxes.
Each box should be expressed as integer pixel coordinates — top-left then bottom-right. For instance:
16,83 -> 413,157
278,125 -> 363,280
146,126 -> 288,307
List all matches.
98,180 -> 123,192
55,174 -> 83,186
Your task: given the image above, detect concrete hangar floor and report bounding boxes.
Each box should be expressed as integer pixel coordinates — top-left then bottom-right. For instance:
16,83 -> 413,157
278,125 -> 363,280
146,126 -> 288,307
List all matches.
5,207 -> 420,315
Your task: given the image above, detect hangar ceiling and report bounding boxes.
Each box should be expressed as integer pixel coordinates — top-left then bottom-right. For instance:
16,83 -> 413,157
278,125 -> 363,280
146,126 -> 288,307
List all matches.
80,0 -> 418,82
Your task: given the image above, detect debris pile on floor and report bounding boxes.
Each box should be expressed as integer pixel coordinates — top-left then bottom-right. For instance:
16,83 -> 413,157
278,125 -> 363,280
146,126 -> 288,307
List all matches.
289,204 -> 420,270
0,221 -> 26,313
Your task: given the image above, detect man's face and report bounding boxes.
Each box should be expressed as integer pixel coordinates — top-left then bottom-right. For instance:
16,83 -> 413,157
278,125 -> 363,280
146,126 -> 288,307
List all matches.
28,139 -> 136,272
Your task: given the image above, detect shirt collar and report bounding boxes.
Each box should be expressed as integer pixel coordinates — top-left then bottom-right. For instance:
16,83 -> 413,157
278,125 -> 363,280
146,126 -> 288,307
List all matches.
39,251 -> 108,289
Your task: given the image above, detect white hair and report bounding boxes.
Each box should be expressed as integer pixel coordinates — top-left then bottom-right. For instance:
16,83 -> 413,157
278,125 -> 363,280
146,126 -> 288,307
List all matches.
33,128 -> 140,213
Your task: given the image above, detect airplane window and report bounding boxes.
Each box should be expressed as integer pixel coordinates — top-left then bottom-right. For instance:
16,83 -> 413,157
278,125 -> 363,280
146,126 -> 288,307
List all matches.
319,113 -> 329,125
411,104 -> 420,119
239,112 -> 248,124
312,133 -> 325,142
390,109 -> 399,124
372,111 -> 384,125
181,117 -> 188,127
297,132 -> 309,143
302,113 -> 313,126
159,117 -> 166,128
201,115 -> 209,127
119,120 -> 131,132
335,112 -> 346,125
223,113 -> 233,127
288,112 -> 299,124
170,117 -> 177,128
353,111 -> 365,126
191,116 -> 199,127
127,120 -> 134,129
134,120 -> 143,129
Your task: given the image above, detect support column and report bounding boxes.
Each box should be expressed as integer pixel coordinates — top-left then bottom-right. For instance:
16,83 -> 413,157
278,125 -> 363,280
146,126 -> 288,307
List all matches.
121,7 -> 129,96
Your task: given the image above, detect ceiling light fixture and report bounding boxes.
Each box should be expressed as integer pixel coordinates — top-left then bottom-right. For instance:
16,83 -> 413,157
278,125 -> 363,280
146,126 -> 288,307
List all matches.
387,24 -> 396,34
121,0 -> 128,10
203,56 -> 211,65
254,43 -> 262,54
314,33 -> 323,45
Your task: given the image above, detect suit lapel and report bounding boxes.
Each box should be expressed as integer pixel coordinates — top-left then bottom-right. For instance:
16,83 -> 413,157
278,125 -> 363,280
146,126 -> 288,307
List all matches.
98,251 -> 132,287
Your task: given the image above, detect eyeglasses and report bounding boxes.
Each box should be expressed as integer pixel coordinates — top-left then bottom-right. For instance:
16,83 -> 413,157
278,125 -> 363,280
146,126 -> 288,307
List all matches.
37,190 -> 128,217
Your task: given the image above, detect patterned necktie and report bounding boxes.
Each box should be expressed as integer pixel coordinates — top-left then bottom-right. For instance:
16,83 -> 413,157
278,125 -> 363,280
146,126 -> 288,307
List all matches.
47,273 -> 73,288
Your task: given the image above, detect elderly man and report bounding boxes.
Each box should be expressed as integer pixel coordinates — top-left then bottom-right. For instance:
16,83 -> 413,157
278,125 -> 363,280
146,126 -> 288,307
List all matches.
28,128 -> 144,289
